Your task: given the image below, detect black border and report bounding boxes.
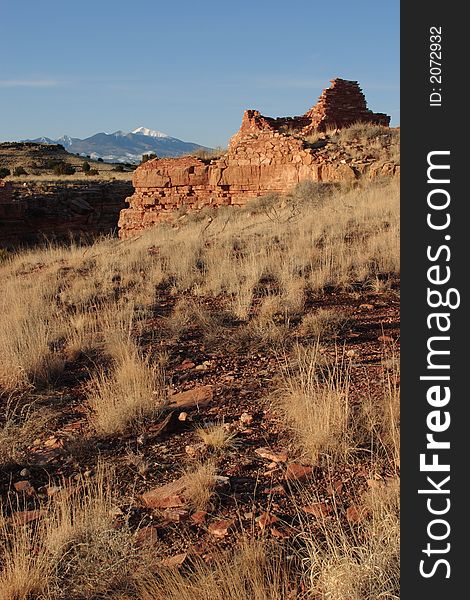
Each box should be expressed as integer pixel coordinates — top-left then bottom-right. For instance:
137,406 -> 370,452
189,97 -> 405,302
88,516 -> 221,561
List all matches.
401,3 -> 467,596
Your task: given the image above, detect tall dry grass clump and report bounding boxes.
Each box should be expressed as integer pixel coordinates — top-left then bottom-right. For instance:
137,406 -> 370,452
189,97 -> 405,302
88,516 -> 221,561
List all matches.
0,276 -> 64,392
359,350 -> 400,471
299,479 -> 399,600
181,461 -> 217,511
0,467 -> 156,599
139,538 -> 295,600
279,344 -> 352,465
87,336 -> 166,436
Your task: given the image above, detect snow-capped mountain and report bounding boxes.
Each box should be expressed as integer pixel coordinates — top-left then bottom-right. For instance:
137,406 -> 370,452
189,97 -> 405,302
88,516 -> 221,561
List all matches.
24,128 -> 210,164
132,127 -> 169,138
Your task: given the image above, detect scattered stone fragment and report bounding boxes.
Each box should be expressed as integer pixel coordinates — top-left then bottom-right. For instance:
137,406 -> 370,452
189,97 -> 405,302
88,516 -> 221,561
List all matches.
141,477 -> 187,509
263,484 -> 286,496
191,510 -> 208,525
19,468 -> 30,478
302,503 -> 332,518
135,526 -> 159,546
13,480 -> 34,494
9,509 -> 47,526
359,303 -> 374,310
285,463 -> 314,481
271,526 -> 294,539
176,359 -> 195,370
178,411 -> 189,422
346,505 -> 368,523
163,508 -> 189,523
161,553 -> 188,568
208,518 -> 236,538
168,385 -> 213,410
185,442 -> 206,458
256,512 -> 280,530
326,480 -> 344,495
239,412 -> 253,425
255,447 -> 288,463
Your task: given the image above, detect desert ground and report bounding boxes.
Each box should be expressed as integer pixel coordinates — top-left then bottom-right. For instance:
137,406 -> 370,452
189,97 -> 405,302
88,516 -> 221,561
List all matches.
0,124 -> 399,599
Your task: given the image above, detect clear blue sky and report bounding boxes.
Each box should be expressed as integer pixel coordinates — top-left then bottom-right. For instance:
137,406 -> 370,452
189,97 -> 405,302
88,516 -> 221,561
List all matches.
0,0 -> 399,148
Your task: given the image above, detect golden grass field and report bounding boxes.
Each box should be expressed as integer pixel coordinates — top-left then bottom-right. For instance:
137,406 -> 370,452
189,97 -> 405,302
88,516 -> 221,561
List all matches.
0,161 -> 400,599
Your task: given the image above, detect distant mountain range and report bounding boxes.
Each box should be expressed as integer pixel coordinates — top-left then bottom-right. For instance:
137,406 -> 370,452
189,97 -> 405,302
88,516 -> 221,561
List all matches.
23,127 -> 211,164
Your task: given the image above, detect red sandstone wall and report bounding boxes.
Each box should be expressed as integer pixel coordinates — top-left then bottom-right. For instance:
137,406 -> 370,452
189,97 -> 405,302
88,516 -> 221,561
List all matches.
118,78 -> 394,238
118,132 -> 360,237
0,180 -> 132,247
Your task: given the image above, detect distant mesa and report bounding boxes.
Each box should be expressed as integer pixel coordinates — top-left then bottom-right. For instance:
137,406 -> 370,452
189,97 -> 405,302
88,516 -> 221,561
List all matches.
23,127 -> 211,164
118,78 -> 395,238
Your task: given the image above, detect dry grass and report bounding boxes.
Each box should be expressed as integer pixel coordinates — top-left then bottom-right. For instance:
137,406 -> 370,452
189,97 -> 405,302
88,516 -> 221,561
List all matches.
0,466 -> 156,600
0,277 -> 64,392
0,173 -> 399,597
299,308 -> 348,340
139,538 -> 295,600
360,349 -> 400,471
280,345 -> 352,465
0,399 -> 53,467
182,461 -> 217,511
299,479 -> 399,600
195,423 -> 237,453
0,176 -> 398,394
87,339 -> 165,436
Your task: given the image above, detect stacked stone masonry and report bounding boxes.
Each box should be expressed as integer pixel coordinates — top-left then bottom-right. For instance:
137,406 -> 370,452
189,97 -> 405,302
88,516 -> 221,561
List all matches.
118,79 -> 393,238
0,180 -> 132,247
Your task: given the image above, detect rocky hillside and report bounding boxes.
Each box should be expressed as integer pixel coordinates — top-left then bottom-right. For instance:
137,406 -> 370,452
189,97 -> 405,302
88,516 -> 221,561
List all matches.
0,142 -> 134,178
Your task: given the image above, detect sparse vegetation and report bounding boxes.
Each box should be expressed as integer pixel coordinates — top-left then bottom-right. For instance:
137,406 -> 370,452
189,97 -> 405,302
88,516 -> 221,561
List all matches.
87,338 -> 165,436
53,161 -> 76,176
12,166 -> 27,176
0,173 -> 399,598
0,167 -> 10,178
280,344 -> 353,465
195,423 -> 237,452
141,153 -> 157,164
182,461 -> 217,510
190,146 -> 226,161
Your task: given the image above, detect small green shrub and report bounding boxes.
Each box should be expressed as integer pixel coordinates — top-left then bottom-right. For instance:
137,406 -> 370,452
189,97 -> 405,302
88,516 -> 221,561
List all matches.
13,166 -> 27,176
0,167 -> 11,178
82,161 -> 91,173
141,153 -> 157,164
53,162 -> 76,176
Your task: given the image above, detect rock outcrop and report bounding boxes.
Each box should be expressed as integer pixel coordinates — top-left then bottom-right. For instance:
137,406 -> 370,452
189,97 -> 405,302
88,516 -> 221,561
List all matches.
0,180 -> 132,248
118,79 -> 393,238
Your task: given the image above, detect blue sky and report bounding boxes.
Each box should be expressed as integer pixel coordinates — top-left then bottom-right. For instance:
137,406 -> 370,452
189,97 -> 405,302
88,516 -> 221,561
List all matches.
0,1 -> 399,148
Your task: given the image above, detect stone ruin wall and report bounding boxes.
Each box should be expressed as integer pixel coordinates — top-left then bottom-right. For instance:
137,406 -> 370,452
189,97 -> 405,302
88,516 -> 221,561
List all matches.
0,180 -> 133,248
118,79 -> 393,238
